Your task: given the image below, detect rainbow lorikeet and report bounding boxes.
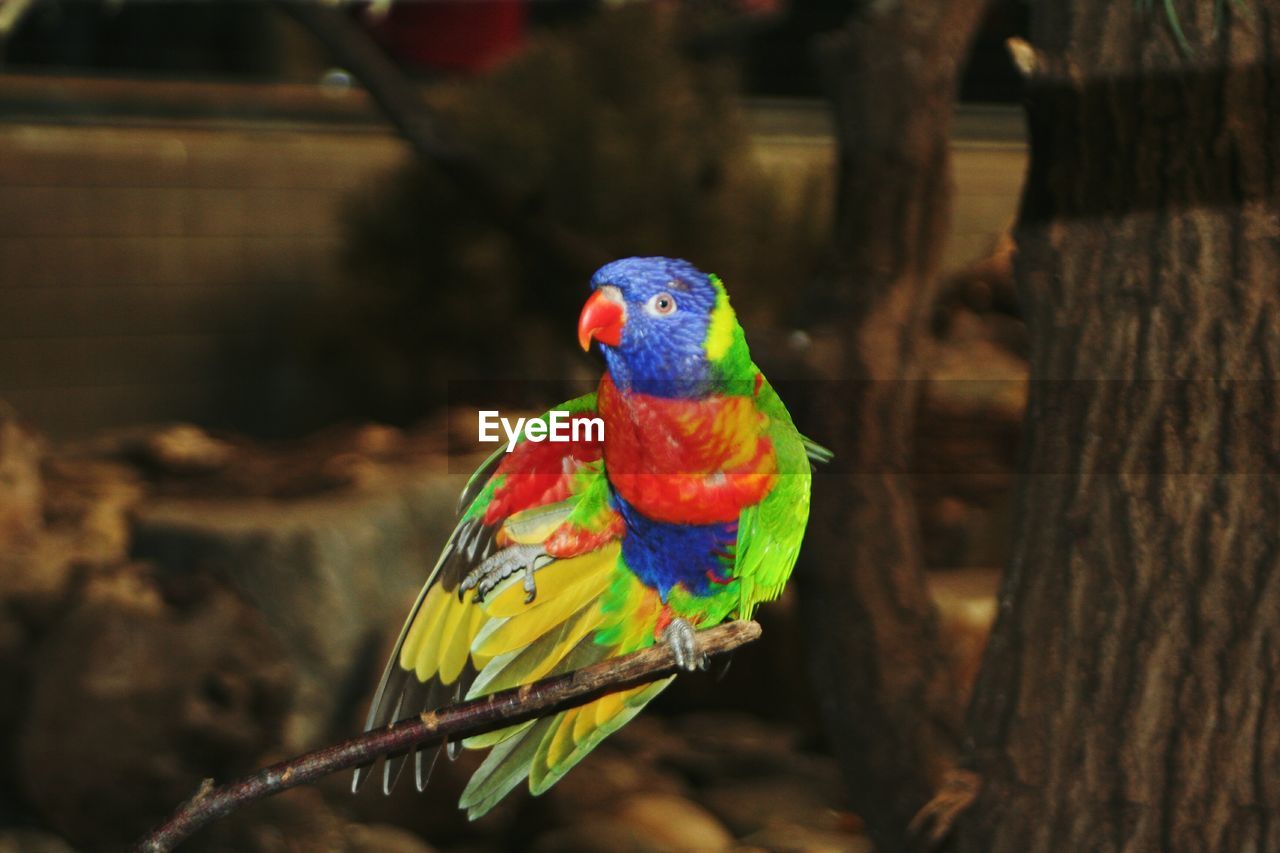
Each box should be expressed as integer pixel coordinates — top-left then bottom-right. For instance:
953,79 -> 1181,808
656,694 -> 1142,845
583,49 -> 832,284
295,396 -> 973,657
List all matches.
354,257 -> 827,818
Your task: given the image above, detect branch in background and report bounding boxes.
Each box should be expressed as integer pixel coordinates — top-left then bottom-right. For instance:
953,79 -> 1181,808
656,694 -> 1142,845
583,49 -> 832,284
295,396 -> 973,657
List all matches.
134,620 -> 762,853
277,2 -> 611,278
1005,37 -> 1041,79
0,0 -> 38,62
798,0 -> 991,849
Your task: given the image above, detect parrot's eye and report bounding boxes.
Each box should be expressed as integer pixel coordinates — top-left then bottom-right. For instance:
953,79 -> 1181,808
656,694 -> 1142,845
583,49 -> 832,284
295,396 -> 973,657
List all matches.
646,292 -> 677,317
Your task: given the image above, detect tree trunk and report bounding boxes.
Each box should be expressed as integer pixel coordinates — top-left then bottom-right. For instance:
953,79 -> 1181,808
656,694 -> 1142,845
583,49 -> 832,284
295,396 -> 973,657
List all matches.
959,4 -> 1280,851
798,2 -> 988,849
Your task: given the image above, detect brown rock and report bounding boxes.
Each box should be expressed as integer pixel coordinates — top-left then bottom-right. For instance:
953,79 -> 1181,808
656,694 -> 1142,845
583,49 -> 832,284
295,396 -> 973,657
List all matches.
635,712 -> 812,785
0,542 -> 75,624
739,823 -> 873,853
532,816 -> 660,853
927,568 -> 1000,702
611,793 -> 733,851
144,425 -> 236,475
915,304 -> 1026,570
131,465 -> 466,750
609,714 -> 694,767
351,424 -> 405,457
697,777 -> 840,837
543,745 -> 686,819
322,452 -> 391,491
925,318 -> 1028,423
194,786 -> 346,853
41,456 -> 143,566
0,543 -> 79,804
0,828 -> 75,853
17,565 -> 293,849
0,403 -> 44,544
0,429 -> 145,811
344,822 -> 436,853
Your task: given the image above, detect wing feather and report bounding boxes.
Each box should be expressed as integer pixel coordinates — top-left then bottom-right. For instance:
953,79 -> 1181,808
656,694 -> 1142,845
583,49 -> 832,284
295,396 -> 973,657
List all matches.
356,378 -> 817,813
356,394 -> 625,800
459,716 -> 557,818
527,680 -> 672,797
466,602 -> 599,698
731,374 -> 817,616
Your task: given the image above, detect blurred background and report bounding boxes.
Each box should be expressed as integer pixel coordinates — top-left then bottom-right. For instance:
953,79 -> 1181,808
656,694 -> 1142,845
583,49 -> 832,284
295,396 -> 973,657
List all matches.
0,1 -> 1029,850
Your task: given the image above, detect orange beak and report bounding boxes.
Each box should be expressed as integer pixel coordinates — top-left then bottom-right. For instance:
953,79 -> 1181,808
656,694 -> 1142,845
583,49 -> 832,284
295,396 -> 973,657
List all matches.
577,288 -> 625,351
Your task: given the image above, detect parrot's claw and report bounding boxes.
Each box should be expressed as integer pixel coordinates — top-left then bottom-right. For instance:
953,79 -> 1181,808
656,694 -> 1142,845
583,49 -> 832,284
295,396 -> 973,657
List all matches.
523,563 -> 538,604
459,544 -> 553,604
662,618 -> 707,672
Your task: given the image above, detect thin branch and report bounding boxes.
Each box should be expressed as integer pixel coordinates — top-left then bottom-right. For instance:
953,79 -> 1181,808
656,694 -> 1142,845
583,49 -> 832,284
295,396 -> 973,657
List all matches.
134,620 -> 762,853
277,1 -> 611,277
0,0 -> 38,63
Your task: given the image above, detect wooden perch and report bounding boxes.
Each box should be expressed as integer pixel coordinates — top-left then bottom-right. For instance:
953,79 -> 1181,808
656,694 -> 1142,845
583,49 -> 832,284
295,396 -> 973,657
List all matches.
134,620 -> 762,853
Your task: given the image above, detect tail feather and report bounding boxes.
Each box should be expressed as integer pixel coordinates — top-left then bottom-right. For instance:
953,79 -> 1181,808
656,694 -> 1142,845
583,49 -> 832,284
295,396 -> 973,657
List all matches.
384,676 -> 449,794
415,744 -> 442,793
379,690 -> 409,794
458,678 -> 673,819
802,434 -> 834,465
460,716 -> 557,819
528,679 -> 671,797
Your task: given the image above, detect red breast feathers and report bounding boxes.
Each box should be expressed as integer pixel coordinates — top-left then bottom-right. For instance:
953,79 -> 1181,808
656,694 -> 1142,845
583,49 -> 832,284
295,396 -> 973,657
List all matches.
597,373 -> 776,525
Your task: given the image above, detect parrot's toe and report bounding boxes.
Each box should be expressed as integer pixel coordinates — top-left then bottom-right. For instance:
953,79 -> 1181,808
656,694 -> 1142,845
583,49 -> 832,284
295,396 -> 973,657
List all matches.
662,617 -> 706,672
459,544 -> 553,604
523,564 -> 538,603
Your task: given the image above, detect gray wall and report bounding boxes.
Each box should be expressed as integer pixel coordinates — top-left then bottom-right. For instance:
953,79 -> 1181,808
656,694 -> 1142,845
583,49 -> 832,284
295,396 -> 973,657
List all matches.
0,94 -> 1025,440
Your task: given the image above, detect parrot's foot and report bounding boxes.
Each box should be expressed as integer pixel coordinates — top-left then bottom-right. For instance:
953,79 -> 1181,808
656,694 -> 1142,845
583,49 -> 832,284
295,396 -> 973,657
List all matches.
662,618 -> 708,672
459,544 -> 553,604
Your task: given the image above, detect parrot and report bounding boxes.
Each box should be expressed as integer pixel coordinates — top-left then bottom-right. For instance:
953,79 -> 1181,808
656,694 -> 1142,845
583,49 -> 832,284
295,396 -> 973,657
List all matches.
353,256 -> 828,818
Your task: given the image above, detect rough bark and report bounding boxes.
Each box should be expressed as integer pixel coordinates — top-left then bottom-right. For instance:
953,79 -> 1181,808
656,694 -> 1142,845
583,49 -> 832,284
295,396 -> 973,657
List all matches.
958,4 -> 1280,851
798,2 -> 989,849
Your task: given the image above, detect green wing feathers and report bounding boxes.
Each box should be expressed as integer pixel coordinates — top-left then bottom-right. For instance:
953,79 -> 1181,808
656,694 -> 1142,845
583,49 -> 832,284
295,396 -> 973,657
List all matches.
358,395 -> 674,819
459,679 -> 671,819
360,379 -> 823,817
393,544 -> 671,820
733,374 -> 816,617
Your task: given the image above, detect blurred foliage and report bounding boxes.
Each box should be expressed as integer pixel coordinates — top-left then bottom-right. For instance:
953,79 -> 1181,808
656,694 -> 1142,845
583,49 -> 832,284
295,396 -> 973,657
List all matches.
307,4 -> 827,424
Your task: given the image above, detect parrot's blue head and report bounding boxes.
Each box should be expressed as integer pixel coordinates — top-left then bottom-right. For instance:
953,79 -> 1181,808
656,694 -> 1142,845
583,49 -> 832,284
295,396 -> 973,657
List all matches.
578,257 -> 726,398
